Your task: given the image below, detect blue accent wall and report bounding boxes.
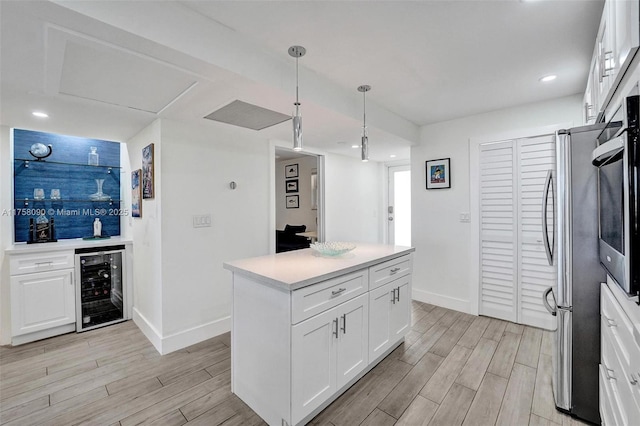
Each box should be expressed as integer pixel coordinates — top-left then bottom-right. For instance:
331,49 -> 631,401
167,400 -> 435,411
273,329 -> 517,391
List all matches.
13,129 -> 122,242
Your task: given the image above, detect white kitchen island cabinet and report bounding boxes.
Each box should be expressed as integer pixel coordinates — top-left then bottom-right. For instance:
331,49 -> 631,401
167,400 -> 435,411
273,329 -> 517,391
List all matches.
224,244 -> 414,426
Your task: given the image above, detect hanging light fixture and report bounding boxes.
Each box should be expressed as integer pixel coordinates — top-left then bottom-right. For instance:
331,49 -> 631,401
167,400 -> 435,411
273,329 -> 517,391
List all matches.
289,46 -> 306,151
358,85 -> 371,162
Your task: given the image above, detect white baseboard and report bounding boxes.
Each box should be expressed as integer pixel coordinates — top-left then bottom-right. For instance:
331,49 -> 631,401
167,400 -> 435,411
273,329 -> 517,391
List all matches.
133,307 -> 231,355
412,288 -> 478,315
132,307 -> 163,354
161,316 -> 230,355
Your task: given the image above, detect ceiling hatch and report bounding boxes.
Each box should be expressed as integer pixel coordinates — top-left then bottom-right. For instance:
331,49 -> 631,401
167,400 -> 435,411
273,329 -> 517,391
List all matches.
204,100 -> 291,130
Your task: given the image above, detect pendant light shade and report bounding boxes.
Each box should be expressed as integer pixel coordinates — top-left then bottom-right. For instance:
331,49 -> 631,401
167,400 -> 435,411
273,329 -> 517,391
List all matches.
289,46 -> 306,151
358,85 -> 371,162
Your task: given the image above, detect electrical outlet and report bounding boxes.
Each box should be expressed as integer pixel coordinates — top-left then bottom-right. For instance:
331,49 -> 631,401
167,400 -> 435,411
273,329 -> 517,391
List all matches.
460,212 -> 471,223
193,214 -> 212,228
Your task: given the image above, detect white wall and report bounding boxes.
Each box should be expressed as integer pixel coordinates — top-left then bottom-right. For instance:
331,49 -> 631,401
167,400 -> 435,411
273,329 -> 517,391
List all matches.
276,155 -> 318,232
411,94 -> 583,313
324,154 -> 384,243
159,119 -> 270,345
127,120 -> 164,342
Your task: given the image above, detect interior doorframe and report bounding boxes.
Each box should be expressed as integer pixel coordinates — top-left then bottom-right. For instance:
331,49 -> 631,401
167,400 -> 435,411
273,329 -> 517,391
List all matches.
386,163 -> 411,245
468,123 -> 572,317
269,140 -> 325,254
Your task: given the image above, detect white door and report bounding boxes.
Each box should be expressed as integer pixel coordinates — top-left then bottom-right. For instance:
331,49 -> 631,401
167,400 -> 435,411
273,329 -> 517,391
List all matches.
388,165 -> 411,246
477,135 -> 557,329
10,269 -> 75,336
479,140 -> 518,322
335,293 -> 368,388
390,277 -> 411,339
368,283 -> 393,361
291,307 -> 337,423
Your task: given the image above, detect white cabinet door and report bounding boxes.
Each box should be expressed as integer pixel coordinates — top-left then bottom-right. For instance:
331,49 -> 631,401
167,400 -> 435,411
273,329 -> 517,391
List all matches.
291,307 -> 337,424
336,293 -> 368,388
10,269 -> 75,336
612,0 -> 639,80
369,282 -> 393,361
390,277 -> 411,340
596,2 -> 615,111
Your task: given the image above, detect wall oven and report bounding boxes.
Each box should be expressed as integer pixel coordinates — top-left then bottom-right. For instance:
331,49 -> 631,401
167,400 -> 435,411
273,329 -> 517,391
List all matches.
592,93 -> 639,296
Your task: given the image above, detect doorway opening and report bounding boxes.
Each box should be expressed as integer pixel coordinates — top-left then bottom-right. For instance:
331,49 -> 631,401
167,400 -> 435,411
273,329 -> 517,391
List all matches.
275,148 -> 323,253
388,165 -> 411,246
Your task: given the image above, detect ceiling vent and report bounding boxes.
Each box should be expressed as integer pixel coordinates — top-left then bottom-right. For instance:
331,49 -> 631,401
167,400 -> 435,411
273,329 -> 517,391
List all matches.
204,100 -> 291,130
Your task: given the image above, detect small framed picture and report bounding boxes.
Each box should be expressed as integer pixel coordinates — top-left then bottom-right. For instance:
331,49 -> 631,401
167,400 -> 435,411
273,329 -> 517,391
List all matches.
286,179 -> 299,193
131,169 -> 142,218
426,158 -> 451,189
285,163 -> 299,178
286,195 -> 299,209
142,143 -> 155,199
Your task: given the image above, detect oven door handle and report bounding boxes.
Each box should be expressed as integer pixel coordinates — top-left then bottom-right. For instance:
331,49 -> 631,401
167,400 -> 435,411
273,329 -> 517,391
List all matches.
592,136 -> 625,167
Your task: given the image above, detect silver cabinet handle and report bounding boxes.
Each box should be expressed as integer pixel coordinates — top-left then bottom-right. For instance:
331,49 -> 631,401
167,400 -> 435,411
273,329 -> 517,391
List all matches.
333,318 -> 339,338
391,290 -> 396,304
395,287 -> 400,303
331,288 -> 346,296
35,261 -> 53,266
390,267 -> 401,274
341,314 -> 346,334
605,367 -> 617,380
603,314 -> 617,327
630,373 -> 638,385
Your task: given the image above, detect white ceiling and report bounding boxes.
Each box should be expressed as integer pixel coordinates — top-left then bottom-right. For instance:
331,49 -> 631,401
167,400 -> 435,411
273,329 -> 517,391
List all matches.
0,0 -> 604,162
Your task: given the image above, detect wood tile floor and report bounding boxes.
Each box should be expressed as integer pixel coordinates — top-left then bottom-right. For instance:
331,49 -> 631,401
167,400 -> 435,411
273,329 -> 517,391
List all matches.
0,302 -> 590,426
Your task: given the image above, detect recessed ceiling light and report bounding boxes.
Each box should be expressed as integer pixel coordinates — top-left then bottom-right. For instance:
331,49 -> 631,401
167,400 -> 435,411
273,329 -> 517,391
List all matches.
351,144 -> 360,149
390,154 -> 397,158
539,75 -> 557,83
32,111 -> 48,118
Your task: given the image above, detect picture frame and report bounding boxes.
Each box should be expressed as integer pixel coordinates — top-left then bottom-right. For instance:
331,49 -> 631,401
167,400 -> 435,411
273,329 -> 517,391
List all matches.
426,158 -> 451,189
286,195 -> 299,209
285,163 -> 299,178
286,179 -> 299,193
131,169 -> 142,218
142,143 -> 155,199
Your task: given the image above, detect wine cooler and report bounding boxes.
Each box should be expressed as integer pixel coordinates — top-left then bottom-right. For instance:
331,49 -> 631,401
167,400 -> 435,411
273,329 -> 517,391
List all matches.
75,245 -> 126,331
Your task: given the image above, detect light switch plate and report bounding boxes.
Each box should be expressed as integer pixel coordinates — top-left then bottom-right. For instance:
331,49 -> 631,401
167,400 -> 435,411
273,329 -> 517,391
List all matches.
193,214 -> 212,228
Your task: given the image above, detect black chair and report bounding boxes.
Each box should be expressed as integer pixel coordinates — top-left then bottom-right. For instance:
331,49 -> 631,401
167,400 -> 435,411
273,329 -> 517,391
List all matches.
276,224 -> 311,253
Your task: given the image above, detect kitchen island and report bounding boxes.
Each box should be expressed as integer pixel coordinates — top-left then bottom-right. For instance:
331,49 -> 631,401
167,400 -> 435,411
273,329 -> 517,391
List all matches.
224,243 -> 414,426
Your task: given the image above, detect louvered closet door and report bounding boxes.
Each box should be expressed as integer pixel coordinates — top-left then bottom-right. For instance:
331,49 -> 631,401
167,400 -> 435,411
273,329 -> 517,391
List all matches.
517,135 -> 556,330
479,141 -> 517,322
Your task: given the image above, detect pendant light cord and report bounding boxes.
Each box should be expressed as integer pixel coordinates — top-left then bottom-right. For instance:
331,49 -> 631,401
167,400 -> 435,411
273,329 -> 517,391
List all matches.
362,89 -> 366,136
295,57 -> 300,112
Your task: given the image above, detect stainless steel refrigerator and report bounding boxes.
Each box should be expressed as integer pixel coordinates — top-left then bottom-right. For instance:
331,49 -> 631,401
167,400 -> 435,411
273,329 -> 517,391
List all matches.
542,125 -> 607,425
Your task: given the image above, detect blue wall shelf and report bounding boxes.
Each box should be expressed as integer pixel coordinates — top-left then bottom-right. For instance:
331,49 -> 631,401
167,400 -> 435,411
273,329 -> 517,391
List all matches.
13,129 -> 122,242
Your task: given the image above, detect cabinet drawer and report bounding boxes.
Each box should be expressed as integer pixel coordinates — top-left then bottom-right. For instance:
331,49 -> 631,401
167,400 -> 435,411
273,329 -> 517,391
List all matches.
600,364 -> 624,426
601,284 -> 640,369
292,270 -> 368,324
10,251 -> 74,275
369,255 -> 411,290
602,325 -> 640,422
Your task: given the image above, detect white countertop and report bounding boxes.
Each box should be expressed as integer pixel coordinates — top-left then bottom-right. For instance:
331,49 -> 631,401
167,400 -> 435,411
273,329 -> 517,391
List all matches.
5,236 -> 133,255
224,243 -> 414,291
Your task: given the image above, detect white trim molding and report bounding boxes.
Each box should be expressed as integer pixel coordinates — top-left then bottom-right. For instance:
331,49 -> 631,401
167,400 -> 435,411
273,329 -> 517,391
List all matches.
412,288 -> 474,315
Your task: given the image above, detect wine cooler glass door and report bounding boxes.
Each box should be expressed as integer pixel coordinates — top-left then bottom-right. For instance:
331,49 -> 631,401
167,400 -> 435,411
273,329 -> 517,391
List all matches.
76,249 -> 125,331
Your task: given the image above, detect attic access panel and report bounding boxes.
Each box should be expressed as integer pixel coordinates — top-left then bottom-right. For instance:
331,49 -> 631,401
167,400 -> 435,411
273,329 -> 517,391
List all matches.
204,100 -> 291,130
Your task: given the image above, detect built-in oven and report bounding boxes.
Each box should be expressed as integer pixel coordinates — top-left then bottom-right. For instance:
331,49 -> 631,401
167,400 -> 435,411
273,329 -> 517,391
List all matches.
592,92 -> 639,297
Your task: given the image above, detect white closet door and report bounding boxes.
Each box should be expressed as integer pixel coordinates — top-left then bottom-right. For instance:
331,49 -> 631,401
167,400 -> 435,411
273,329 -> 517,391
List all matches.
517,135 -> 556,329
479,140 -> 517,322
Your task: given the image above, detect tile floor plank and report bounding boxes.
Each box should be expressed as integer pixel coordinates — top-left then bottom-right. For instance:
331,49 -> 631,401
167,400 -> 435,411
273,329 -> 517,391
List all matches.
420,344 -> 472,404
483,319 -> 508,342
487,331 -> 522,378
395,395 -> 439,426
360,408 -> 397,426
496,363 -> 537,426
429,317 -> 472,358
515,327 -> 543,368
455,338 -> 498,391
457,316 -> 491,349
428,383 -> 475,426
462,372 -> 508,426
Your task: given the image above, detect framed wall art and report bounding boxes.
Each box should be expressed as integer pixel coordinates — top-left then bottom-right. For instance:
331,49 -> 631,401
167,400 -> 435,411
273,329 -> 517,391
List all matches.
426,158 -> 451,189
285,163 -> 299,178
142,143 -> 155,199
286,179 -> 299,193
131,169 -> 142,218
286,195 -> 299,209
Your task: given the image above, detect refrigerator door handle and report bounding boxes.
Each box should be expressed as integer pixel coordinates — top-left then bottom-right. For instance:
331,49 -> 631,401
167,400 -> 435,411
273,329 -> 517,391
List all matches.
543,287 -> 557,316
542,169 -> 554,266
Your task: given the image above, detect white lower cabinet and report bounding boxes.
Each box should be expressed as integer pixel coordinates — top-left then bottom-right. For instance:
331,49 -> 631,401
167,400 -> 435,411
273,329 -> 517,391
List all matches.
369,275 -> 410,361
292,293 -> 368,422
600,281 -> 640,424
10,268 -> 75,336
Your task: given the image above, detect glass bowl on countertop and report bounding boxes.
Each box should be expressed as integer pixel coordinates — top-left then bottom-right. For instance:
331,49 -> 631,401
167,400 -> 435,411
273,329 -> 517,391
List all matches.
310,242 -> 356,256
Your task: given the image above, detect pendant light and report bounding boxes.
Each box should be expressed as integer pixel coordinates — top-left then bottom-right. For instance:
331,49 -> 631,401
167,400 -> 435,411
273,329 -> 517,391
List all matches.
358,85 -> 371,162
289,46 -> 306,151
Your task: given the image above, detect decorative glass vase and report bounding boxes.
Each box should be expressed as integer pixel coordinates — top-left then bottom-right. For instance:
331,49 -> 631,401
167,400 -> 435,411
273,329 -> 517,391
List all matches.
89,179 -> 110,200
88,146 -> 99,166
